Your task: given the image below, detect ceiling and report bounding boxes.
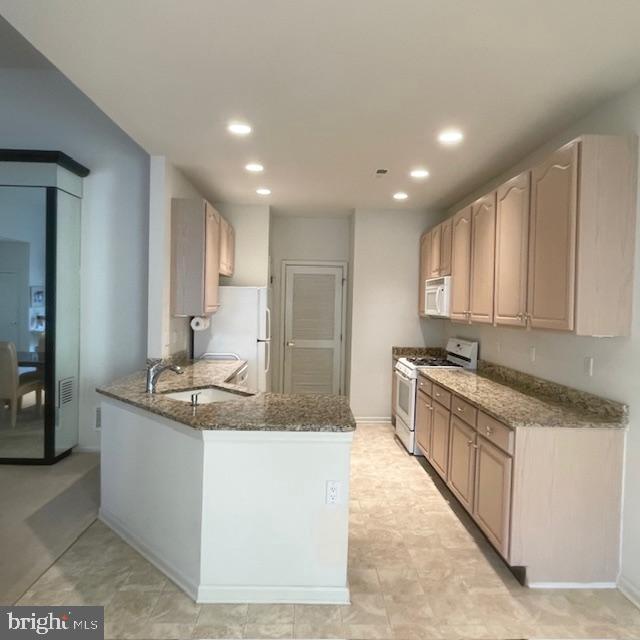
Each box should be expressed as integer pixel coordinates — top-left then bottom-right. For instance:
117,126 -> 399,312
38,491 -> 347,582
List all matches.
2,1 -> 640,214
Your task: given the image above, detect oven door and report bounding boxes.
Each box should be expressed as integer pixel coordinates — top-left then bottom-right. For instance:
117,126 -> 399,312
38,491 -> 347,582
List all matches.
394,369 -> 416,428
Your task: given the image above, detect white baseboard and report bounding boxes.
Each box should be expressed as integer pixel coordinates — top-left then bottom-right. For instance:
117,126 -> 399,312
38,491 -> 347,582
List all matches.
619,575 -> 640,608
355,417 -> 391,424
196,585 -> 350,605
99,509 -> 198,600
528,581 -> 617,589
101,509 -> 350,604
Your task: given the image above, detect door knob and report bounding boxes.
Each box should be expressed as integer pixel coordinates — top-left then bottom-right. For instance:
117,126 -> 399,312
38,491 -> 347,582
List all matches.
286,341 -> 295,347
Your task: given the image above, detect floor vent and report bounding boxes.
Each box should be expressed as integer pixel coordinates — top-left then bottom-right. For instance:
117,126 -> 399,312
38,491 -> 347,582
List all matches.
58,377 -> 75,407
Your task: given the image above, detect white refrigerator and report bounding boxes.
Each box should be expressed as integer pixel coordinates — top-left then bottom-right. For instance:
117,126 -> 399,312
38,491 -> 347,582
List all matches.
193,286 -> 271,392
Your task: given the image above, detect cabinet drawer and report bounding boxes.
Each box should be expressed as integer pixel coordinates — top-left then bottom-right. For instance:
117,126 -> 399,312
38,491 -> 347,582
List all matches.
477,411 -> 514,455
417,376 -> 432,396
452,395 -> 477,427
432,384 -> 451,409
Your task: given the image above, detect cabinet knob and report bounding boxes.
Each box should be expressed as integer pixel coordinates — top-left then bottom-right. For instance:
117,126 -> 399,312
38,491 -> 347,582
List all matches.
457,407 -> 464,413
485,426 -> 493,435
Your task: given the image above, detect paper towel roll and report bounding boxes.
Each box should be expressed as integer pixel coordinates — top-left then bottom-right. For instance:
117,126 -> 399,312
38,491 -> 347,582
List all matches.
190,316 -> 210,331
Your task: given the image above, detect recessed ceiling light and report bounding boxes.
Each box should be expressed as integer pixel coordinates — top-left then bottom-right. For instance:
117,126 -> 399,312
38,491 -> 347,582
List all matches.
438,128 -> 464,146
410,168 -> 430,179
227,121 -> 252,136
256,187 -> 271,196
245,163 -> 264,173
393,192 -> 409,201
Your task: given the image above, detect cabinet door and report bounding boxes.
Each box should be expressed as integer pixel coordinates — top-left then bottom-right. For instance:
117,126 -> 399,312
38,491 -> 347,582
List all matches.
528,141 -> 578,331
474,436 -> 512,560
495,173 -> 530,327
429,224 -> 441,278
227,223 -> 235,275
430,402 -> 450,479
469,193 -> 496,324
415,390 -> 433,456
447,416 -> 476,513
440,217 -> 452,276
418,231 -> 430,315
450,207 -> 472,322
218,216 -> 234,276
203,203 -> 221,313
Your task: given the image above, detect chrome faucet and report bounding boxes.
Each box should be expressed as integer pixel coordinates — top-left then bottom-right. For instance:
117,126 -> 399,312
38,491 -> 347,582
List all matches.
146,359 -> 184,393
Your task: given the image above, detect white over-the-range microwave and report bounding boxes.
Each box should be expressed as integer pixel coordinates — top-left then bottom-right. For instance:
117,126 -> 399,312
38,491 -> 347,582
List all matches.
424,276 -> 451,318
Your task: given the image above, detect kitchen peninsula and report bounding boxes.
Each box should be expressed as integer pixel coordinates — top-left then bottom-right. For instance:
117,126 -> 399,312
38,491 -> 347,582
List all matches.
97,360 -> 355,604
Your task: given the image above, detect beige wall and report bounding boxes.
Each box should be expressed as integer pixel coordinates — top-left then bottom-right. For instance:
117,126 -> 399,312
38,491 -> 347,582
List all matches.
269,214 -> 352,392
348,208 -> 445,420
441,81 -> 640,605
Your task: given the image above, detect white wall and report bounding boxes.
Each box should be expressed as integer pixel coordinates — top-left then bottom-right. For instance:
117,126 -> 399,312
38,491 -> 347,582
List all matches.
349,208 -> 445,420
269,215 -> 352,392
215,203 -> 270,287
0,68 -> 150,451
147,157 -> 204,359
441,81 -> 640,604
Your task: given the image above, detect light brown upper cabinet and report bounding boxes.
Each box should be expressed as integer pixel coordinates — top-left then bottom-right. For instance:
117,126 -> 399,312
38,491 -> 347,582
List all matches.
219,216 -> 235,277
494,172 -> 530,327
172,199 -> 221,316
450,207 -> 472,323
428,224 -> 441,278
529,136 -> 637,336
528,141 -> 578,332
469,192 -> 497,324
418,231 -> 430,316
440,217 -> 452,276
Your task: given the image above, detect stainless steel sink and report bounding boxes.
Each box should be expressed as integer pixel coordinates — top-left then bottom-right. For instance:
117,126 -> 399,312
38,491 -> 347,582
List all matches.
164,387 -> 243,404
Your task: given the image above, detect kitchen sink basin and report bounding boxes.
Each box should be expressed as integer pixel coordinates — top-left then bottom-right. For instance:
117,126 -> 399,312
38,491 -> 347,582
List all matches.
164,387 -> 244,404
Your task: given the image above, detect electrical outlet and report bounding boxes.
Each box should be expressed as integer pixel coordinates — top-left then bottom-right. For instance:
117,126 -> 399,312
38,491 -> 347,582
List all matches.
326,480 -> 340,505
529,346 -> 536,363
584,356 -> 594,377
95,407 -> 102,430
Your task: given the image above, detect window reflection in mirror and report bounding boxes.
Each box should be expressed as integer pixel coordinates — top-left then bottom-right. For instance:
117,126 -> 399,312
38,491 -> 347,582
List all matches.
0,186 -> 46,459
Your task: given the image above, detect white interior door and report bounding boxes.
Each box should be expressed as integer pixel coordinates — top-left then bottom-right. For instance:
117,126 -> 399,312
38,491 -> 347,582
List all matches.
0,272 -> 19,345
283,265 -> 344,395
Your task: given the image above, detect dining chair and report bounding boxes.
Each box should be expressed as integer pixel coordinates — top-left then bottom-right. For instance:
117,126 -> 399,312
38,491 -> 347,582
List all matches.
0,341 -> 43,429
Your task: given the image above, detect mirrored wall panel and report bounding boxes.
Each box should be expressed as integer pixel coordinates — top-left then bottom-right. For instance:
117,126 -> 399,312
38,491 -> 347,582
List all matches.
1,150 -> 88,463
0,186 -> 47,458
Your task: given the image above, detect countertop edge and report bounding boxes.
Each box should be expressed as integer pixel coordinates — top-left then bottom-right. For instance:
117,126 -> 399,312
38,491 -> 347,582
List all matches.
420,371 -> 627,430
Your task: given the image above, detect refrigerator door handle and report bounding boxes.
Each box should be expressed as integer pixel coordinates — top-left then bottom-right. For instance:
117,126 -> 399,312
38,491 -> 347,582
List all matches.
265,307 -> 271,341
265,341 -> 271,373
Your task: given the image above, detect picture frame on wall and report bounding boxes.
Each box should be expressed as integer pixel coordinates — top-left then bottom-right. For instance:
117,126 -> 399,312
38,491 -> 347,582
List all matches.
30,285 -> 45,307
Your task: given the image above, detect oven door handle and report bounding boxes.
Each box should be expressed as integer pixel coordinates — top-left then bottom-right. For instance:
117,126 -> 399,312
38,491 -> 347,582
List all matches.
395,369 -> 412,383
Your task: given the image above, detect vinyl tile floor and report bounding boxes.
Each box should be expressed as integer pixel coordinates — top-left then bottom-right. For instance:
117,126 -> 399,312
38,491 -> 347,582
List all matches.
16,423 -> 640,639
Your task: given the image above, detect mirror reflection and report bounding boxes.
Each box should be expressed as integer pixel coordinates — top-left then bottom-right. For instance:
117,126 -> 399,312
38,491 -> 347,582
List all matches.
0,186 -> 46,458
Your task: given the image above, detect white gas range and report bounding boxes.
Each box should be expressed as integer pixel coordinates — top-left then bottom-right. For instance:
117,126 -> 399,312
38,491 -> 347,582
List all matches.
394,338 -> 478,454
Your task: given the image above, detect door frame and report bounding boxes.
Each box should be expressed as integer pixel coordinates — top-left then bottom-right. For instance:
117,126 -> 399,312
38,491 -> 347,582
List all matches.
279,260 -> 348,395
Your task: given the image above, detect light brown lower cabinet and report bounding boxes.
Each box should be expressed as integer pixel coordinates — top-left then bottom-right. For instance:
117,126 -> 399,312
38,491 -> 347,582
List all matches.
473,435 -> 512,559
430,401 -> 450,479
415,389 -> 433,456
421,383 -> 625,584
447,416 -> 477,514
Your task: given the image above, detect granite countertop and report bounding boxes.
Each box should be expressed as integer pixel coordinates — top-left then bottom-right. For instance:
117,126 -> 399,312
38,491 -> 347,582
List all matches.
97,360 -> 356,433
420,367 -> 627,430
